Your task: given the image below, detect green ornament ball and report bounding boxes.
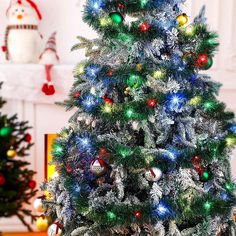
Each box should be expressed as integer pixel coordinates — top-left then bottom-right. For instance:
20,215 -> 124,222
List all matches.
127,74 -> 143,89
0,127 -> 12,137
200,170 -> 210,182
109,12 -> 123,24
204,57 -> 213,70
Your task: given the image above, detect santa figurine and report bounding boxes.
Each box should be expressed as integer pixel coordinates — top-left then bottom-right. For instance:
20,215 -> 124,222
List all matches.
39,32 -> 60,96
2,0 -> 43,63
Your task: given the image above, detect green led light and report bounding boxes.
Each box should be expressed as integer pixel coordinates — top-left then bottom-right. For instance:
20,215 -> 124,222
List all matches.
119,147 -> 132,158
203,100 -> 215,111
125,108 -> 135,119
53,143 -> 64,156
107,211 -> 116,220
127,74 -> 143,89
140,0 -> 148,8
225,183 -> 234,192
0,127 -> 12,137
204,201 -> 212,211
117,33 -> 133,42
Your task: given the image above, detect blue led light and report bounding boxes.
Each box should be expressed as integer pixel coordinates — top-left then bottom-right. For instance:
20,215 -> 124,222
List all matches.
76,134 -> 94,153
86,0 -> 105,14
81,95 -> 101,112
162,146 -> 180,162
229,124 -> 236,134
165,92 -> 187,113
85,64 -> 101,81
220,192 -> 230,201
152,201 -> 173,219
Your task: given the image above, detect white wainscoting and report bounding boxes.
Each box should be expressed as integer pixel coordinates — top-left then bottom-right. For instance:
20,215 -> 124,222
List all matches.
1,0 -> 236,232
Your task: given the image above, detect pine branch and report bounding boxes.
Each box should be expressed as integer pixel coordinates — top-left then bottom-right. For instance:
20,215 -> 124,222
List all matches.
16,212 -> 33,232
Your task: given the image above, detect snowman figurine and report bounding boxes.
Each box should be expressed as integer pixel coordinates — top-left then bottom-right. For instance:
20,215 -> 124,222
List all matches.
2,0 -> 43,63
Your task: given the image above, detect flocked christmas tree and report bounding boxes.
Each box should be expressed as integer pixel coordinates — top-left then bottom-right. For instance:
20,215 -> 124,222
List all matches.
0,82 -> 37,231
41,0 -> 236,235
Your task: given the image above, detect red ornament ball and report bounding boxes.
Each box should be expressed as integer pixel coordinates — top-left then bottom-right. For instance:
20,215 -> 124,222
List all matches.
104,97 -> 113,104
117,3 -> 125,9
191,155 -> 202,165
24,133 -> 32,143
74,91 -> 81,98
197,54 -> 208,67
147,99 -> 157,107
28,180 -> 37,189
134,210 -> 142,219
90,158 -> 106,176
139,22 -> 150,32
0,174 -> 6,186
66,166 -> 73,174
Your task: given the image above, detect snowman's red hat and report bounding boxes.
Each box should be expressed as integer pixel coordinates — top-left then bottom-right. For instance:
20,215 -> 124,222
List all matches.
6,0 -> 42,20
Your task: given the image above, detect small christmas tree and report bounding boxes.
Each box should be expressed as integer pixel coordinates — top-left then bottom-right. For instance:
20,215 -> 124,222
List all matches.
41,1 -> 236,235
0,82 -> 37,231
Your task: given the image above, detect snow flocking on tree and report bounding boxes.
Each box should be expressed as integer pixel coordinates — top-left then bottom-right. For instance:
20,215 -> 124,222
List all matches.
41,0 -> 236,235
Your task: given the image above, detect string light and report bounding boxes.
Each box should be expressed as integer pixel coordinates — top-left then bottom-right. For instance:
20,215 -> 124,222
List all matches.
189,96 -> 202,106
125,108 -> 135,119
87,0 -> 105,14
76,64 -> 85,75
100,17 -> 112,27
107,211 -> 116,220
76,134 -> 94,152
184,25 -> 195,36
53,143 -> 64,156
166,93 -> 187,113
229,124 -> 236,134
85,64 -> 101,81
204,201 -> 212,211
153,201 -> 172,219
162,147 -> 180,162
140,0 -> 148,8
225,136 -> 236,147
139,21 -> 150,32
147,99 -> 157,107
153,69 -> 164,79
127,74 -> 143,89
81,95 -> 100,112
102,104 -> 112,113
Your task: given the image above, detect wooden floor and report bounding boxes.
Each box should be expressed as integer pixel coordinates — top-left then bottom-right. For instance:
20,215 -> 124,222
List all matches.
2,233 -> 47,236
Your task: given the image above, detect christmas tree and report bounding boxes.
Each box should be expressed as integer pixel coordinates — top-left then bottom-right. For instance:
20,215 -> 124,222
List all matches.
41,0 -> 236,235
0,82 -> 37,231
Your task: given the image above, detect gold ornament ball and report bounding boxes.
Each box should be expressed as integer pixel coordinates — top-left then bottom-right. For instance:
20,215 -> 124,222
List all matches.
177,13 -> 188,26
136,64 -> 142,72
124,87 -> 131,95
36,217 -> 49,232
7,149 -> 17,158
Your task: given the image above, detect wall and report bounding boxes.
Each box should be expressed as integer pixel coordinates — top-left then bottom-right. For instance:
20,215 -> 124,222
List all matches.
0,0 -> 97,64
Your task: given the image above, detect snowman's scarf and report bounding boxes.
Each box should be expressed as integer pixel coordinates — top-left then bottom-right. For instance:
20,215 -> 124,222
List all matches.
2,24 -> 38,60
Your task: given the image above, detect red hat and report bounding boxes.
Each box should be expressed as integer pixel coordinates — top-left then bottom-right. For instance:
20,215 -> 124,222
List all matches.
7,0 -> 42,20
